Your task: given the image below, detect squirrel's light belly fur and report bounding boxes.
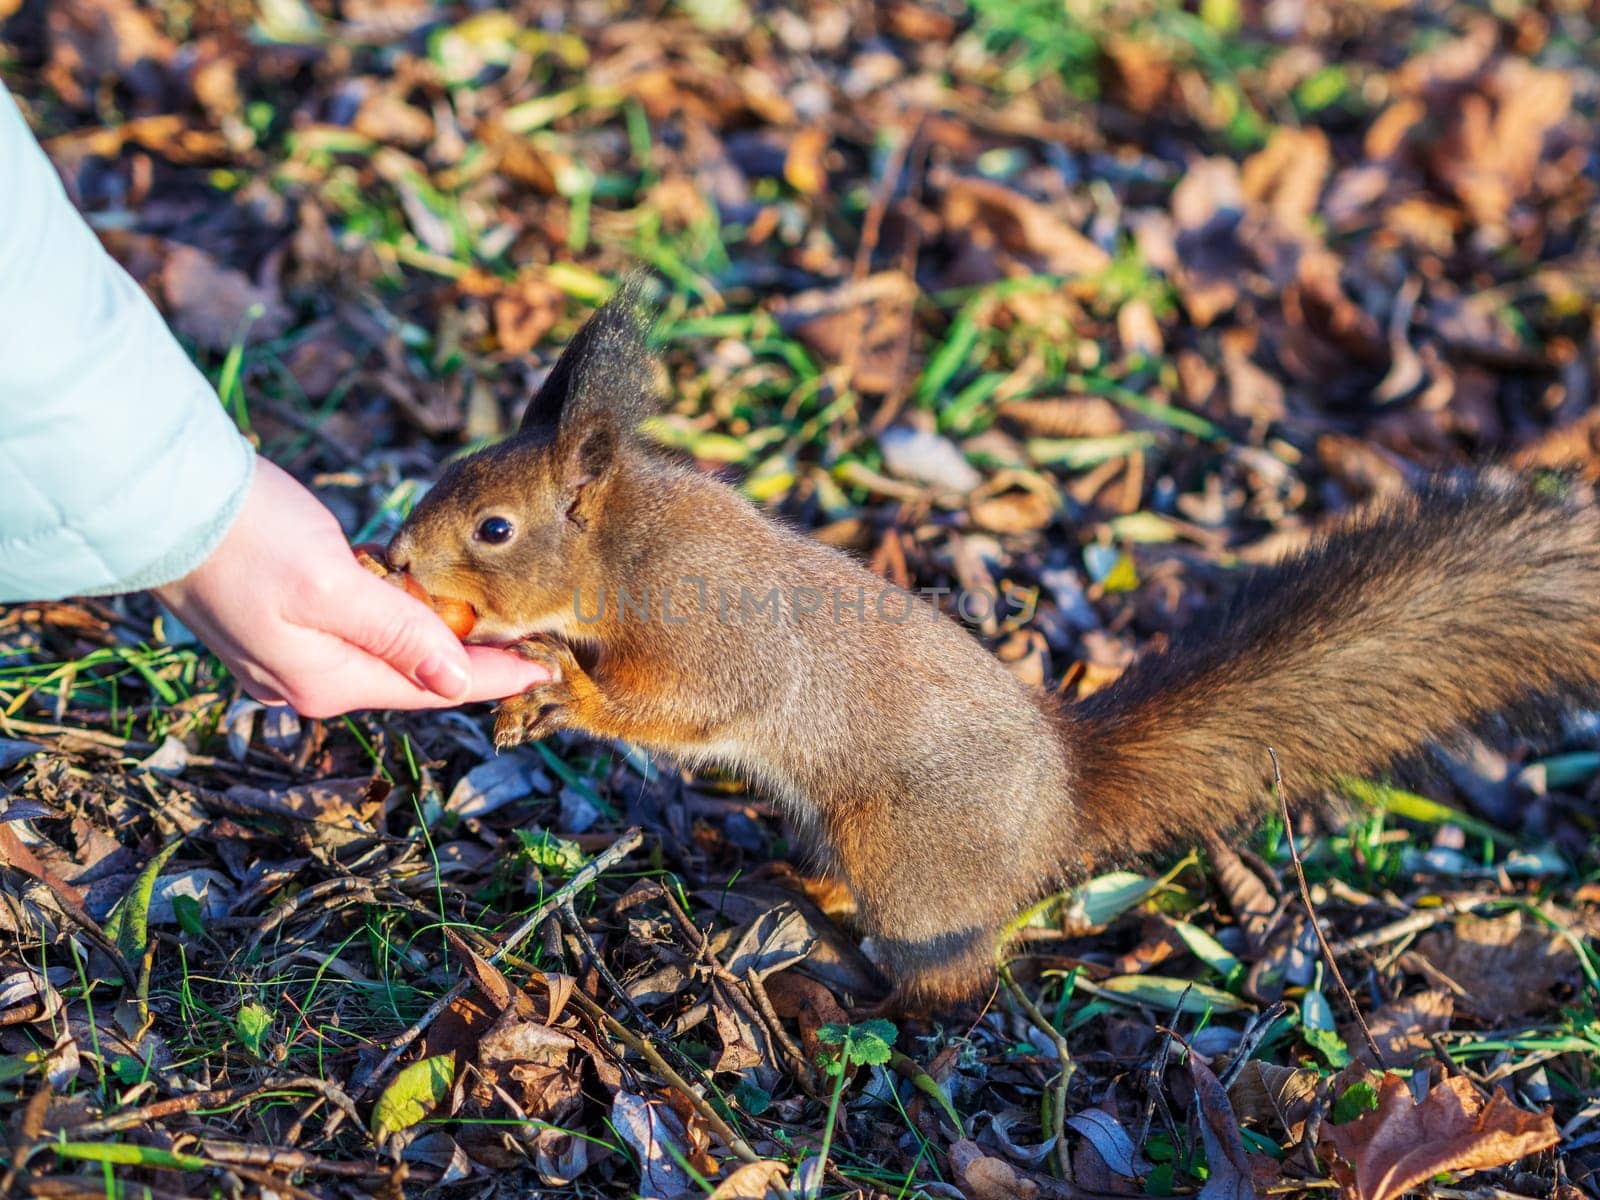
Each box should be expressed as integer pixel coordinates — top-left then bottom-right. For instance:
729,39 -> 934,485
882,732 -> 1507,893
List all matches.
389,286 -> 1600,1009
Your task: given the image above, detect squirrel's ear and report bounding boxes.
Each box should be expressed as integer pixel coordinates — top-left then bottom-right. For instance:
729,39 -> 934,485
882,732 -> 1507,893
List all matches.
520,274 -> 659,438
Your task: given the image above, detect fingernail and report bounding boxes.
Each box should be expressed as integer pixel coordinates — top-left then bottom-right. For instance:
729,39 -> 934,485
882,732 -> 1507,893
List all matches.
416,654 -> 470,699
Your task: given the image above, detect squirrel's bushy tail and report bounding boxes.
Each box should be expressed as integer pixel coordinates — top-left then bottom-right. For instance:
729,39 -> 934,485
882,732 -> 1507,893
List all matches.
1064,473 -> 1600,861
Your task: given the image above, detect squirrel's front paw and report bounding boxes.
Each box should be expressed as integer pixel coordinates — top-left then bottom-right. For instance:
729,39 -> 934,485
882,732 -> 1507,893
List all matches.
492,636 -> 586,748
493,685 -> 571,747
507,633 -> 584,681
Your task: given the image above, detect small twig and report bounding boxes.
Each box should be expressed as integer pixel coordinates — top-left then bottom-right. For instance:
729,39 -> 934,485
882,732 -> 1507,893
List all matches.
656,885 -> 821,1096
1000,967 -> 1075,1184
565,988 -> 794,1200
351,826 -> 642,1100
240,876 -> 377,959
1217,1000 -> 1290,1090
198,1141 -> 394,1177
1326,895 -> 1484,956
1270,749 -> 1385,1069
744,966 -> 823,1098
65,1076 -> 363,1139
557,899 -> 707,1087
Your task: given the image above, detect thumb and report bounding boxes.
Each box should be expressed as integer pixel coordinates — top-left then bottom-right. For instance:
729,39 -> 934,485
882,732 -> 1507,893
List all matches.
320,566 -> 473,700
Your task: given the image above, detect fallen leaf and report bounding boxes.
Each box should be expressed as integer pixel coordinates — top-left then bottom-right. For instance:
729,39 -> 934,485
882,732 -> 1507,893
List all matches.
775,273 -> 916,396
612,1091 -> 696,1200
1227,1059 -> 1321,1142
942,175 -> 1112,278
373,1055 -> 457,1140
1413,911 -> 1579,1020
998,396 -> 1124,439
708,1159 -> 790,1199
1190,1054 -> 1256,1200
969,489 -> 1058,534
1319,1075 -> 1559,1200
879,426 -> 981,493
1241,127 -> 1330,233
1357,989 -> 1452,1068
161,244 -> 291,353
783,127 -> 829,195
949,1137 -> 1040,1200
1064,1108 -> 1145,1178
1171,157 -> 1244,327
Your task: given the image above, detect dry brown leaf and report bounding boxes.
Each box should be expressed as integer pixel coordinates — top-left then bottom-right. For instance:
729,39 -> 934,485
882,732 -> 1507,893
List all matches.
1356,988 -> 1452,1068
1116,297 -> 1163,358
949,1138 -> 1040,1200
1190,1053 -> 1256,1200
1220,329 -> 1285,428
1101,36 -> 1172,115
1227,1060 -> 1321,1142
997,396 -> 1123,438
1241,126 -> 1330,232
783,127 -> 829,195
354,91 -> 435,148
1413,911 -> 1579,1020
943,176 -> 1111,277
776,273 -> 916,395
969,488 -> 1058,535
1171,158 -> 1244,327
1438,60 -> 1572,228
44,0 -> 175,109
161,243 -> 291,352
1319,1075 -> 1559,1200
763,970 -> 847,1064
490,275 -> 565,358
1276,249 -> 1386,385
47,116 -> 230,166
708,1160 -> 790,1199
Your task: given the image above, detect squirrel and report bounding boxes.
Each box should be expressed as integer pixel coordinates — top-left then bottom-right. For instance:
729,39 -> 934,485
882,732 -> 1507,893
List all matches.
386,284 -> 1600,1010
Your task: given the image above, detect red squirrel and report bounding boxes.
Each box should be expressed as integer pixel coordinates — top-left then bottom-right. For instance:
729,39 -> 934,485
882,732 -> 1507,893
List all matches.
385,285 -> 1600,1009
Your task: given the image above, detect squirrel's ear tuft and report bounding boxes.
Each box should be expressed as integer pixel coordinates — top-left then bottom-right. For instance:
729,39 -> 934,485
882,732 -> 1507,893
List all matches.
520,273 -> 660,436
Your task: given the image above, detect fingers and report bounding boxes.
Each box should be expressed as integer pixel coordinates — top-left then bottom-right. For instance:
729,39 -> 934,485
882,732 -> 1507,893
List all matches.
311,562 -> 473,701
458,645 -> 553,702
215,628 -> 550,719
270,649 -> 549,717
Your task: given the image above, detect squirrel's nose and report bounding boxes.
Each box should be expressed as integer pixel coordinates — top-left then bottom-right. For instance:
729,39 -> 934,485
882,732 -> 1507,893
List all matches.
385,533 -> 412,575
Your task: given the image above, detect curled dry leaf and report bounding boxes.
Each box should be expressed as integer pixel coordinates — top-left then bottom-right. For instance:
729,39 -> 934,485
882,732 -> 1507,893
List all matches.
708,1159 -> 790,1199
969,488 -> 1058,535
1227,1059 -> 1321,1143
1354,988 -> 1452,1068
1412,910 -> 1579,1020
1319,1075 -> 1559,1200
948,1138 -> 1041,1200
161,243 -> 291,353
783,126 -> 830,195
1189,1053 -> 1257,1200
611,1091 -> 697,1200
1202,835 -> 1278,957
942,175 -> 1112,279
998,396 -> 1124,439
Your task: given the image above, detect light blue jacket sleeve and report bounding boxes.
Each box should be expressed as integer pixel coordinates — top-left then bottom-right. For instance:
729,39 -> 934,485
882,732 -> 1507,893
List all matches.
0,81 -> 255,602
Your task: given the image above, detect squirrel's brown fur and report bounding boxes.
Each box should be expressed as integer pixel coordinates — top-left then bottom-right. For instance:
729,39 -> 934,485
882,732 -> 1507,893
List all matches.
389,288 -> 1600,1009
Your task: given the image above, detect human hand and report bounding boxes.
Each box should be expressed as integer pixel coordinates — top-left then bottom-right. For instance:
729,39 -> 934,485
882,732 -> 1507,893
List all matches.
154,458 -> 549,718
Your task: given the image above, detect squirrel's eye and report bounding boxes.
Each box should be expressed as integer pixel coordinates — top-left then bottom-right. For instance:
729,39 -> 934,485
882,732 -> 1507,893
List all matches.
475,516 -> 514,545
